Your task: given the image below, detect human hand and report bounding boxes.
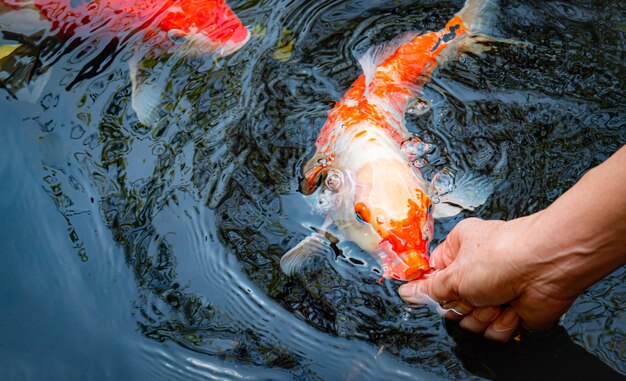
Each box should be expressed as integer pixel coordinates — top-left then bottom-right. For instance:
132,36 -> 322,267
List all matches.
399,147 -> 626,341
398,216 -> 582,342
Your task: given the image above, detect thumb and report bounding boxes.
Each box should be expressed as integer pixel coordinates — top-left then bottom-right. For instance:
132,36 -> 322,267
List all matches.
430,217 -> 477,270
398,268 -> 459,306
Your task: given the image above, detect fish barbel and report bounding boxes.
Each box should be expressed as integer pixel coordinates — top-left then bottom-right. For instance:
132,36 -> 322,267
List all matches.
282,0 -> 517,281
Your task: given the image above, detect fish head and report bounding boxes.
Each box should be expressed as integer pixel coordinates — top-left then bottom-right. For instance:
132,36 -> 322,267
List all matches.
302,127 -> 433,281
158,0 -> 250,56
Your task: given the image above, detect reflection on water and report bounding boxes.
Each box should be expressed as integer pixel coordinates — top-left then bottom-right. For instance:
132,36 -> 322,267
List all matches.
0,0 -> 625,380
445,320 -> 624,380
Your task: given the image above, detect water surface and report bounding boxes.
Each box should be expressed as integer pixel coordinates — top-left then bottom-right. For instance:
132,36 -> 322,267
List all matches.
0,0 -> 625,379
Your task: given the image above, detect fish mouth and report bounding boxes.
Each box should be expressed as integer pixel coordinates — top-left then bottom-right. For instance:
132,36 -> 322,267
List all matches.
377,244 -> 431,281
348,156 -> 433,281
374,205 -> 432,281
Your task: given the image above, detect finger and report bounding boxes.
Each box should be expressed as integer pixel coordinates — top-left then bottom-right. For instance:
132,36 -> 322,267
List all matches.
484,307 -> 520,342
430,218 -> 478,270
398,269 -> 459,307
398,281 -> 439,307
439,300 -> 474,320
459,306 -> 501,333
429,243 -> 448,270
430,238 -> 458,270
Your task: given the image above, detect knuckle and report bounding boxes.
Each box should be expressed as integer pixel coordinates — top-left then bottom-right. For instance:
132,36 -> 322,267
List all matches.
460,315 -> 485,333
456,217 -> 482,232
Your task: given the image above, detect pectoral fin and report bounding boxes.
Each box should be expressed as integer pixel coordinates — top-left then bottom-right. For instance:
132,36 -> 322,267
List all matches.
280,218 -> 335,276
432,171 -> 494,219
129,56 -> 173,126
280,232 -> 334,276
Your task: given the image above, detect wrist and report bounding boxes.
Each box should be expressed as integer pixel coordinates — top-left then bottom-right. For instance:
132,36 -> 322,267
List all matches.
518,202 -> 624,300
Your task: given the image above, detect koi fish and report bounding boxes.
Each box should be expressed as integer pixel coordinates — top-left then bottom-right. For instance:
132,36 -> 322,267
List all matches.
0,0 -> 249,113
1,0 -> 250,55
281,0 -> 518,281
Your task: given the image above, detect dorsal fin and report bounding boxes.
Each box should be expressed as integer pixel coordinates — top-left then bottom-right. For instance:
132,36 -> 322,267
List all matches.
357,31 -> 421,90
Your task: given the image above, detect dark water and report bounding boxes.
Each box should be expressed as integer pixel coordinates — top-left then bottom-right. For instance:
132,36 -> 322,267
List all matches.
1,0 -> 625,380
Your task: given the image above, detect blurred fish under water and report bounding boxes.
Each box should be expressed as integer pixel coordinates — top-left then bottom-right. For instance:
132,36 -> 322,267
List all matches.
0,0 -> 624,380
0,0 -> 250,121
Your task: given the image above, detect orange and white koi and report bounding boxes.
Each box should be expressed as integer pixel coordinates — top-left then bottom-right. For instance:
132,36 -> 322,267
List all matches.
0,0 -> 249,108
1,0 -> 250,56
281,0 -> 512,281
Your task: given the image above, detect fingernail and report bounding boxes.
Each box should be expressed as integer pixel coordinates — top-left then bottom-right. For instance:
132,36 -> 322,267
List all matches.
399,284 -> 437,306
493,309 -> 518,332
502,309 -> 518,325
440,301 -> 472,316
476,307 -> 498,322
451,303 -> 472,316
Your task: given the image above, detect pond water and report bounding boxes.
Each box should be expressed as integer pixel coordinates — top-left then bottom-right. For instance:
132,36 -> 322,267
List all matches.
1,0 -> 625,380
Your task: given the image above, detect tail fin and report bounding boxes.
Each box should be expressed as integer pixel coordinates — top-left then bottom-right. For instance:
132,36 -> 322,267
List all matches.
453,0 -> 526,55
455,0 -> 501,35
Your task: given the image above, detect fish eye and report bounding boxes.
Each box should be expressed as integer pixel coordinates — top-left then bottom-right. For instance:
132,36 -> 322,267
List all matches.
355,210 -> 366,224
168,29 -> 188,43
354,202 -> 370,224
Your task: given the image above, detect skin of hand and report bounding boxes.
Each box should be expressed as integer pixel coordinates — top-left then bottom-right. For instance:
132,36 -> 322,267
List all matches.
399,145 -> 626,342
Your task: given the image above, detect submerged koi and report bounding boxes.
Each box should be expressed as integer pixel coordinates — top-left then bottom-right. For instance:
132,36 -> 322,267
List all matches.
1,0 -> 250,56
0,0 -> 249,118
281,0 -> 516,281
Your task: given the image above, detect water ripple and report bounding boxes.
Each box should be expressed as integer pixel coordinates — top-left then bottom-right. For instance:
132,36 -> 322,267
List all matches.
1,0 -> 625,380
